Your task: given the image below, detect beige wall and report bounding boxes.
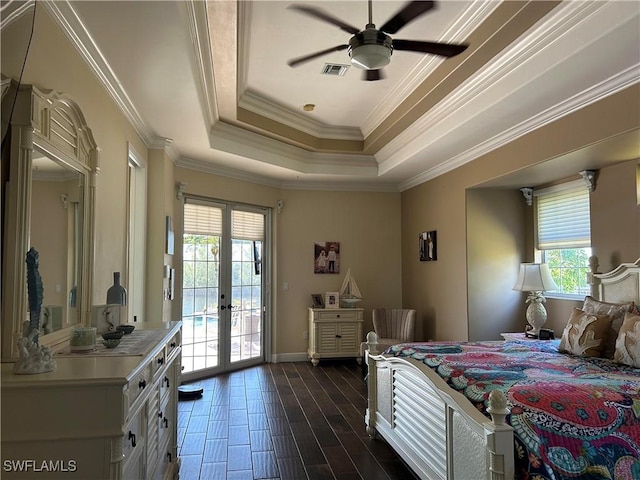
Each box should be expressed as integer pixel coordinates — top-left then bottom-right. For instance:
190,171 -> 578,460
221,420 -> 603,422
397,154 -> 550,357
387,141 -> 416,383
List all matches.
590,160 -> 640,272
402,83 -> 640,341
146,149 -> 176,323
172,167 -> 403,357
466,189 -> 526,340
274,189 -> 402,356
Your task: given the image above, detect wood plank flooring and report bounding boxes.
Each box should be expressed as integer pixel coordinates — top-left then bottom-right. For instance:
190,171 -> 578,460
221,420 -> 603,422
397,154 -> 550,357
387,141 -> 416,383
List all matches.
177,360 -> 417,480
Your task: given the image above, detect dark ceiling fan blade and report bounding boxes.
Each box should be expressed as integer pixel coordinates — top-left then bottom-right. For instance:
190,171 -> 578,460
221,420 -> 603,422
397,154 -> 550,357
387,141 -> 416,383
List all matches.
363,69 -> 385,81
393,39 -> 468,57
287,44 -> 350,67
379,1 -> 435,34
288,5 -> 360,35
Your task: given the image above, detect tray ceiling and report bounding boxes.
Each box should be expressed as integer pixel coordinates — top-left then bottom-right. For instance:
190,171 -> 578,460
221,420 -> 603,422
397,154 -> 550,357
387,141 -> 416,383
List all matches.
12,0 -> 639,190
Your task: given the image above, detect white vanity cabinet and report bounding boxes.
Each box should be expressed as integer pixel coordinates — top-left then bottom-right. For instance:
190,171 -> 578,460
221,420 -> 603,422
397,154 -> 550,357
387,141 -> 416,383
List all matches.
1,322 -> 182,480
308,308 -> 364,366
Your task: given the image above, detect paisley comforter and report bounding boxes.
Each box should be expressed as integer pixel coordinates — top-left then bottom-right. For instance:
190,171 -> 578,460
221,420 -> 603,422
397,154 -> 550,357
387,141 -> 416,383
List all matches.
385,340 -> 640,480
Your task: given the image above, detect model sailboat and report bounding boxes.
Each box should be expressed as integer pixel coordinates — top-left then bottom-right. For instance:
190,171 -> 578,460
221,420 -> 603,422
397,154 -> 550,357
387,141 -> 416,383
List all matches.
339,268 -> 362,307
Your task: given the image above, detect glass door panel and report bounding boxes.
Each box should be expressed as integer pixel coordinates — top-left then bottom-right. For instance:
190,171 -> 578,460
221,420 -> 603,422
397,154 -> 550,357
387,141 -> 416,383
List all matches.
230,239 -> 262,364
181,232 -> 222,374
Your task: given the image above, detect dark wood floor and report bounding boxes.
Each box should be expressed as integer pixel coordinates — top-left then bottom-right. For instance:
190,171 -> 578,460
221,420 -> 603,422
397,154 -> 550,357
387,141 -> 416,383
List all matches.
177,360 -> 417,480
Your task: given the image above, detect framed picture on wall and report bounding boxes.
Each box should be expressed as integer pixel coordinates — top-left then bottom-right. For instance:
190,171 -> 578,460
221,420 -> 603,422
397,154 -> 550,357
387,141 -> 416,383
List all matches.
325,292 -> 339,309
314,241 -> 340,274
419,230 -> 437,261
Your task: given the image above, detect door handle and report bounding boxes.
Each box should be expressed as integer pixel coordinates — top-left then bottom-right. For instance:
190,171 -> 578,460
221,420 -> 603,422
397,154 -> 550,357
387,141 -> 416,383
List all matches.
220,304 -> 234,310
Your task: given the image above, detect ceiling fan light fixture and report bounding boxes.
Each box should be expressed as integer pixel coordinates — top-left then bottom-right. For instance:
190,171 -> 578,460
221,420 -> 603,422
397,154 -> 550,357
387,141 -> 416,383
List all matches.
350,44 -> 391,70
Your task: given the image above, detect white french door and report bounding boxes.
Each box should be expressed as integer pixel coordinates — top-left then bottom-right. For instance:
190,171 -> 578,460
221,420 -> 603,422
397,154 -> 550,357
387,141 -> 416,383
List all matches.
181,199 -> 268,381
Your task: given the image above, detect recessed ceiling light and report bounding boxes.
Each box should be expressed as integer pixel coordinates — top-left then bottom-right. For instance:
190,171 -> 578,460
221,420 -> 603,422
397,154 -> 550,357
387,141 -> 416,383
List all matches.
303,104 -> 315,112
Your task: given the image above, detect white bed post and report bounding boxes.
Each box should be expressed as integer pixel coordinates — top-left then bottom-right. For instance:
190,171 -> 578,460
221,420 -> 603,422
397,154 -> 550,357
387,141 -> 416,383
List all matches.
486,390 -> 515,480
365,331 -> 379,437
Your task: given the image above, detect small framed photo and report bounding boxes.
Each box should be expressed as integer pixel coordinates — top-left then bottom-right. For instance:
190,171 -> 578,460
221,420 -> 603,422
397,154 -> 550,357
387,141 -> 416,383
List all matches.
314,241 -> 340,274
325,292 -> 340,309
311,294 -> 325,309
419,230 -> 437,261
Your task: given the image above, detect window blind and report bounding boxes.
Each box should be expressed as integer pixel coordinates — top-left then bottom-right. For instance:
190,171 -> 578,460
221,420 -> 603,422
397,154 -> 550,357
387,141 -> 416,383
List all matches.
535,182 -> 590,249
232,210 -> 264,240
183,203 -> 222,236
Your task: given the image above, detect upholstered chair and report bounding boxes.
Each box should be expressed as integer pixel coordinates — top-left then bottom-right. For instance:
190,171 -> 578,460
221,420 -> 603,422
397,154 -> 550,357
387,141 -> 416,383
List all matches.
372,308 -> 416,352
361,308 -> 416,380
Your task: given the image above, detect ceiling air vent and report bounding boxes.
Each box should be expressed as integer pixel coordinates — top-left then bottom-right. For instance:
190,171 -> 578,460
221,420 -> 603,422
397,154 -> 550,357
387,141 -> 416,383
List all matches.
321,64 -> 349,76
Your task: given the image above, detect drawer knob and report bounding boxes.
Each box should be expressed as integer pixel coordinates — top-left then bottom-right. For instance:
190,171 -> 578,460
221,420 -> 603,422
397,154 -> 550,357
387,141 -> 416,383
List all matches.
170,342 -> 176,348
336,334 -> 342,338
128,431 -> 137,448
139,379 -> 147,389
337,314 -> 340,318
157,357 -> 164,365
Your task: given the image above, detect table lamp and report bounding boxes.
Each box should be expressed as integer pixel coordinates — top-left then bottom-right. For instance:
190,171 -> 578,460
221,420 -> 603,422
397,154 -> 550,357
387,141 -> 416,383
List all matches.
513,263 -> 558,337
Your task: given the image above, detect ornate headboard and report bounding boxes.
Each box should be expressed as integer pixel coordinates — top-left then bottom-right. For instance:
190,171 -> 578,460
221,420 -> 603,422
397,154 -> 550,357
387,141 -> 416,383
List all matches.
590,256 -> 640,304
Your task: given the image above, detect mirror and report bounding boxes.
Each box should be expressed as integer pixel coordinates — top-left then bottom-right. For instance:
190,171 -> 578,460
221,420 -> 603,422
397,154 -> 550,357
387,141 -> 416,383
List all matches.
30,152 -> 84,334
1,80 -> 98,359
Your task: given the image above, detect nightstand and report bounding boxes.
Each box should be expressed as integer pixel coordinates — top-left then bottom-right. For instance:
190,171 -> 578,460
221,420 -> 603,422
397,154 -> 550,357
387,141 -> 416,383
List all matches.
308,307 -> 363,366
501,332 -> 536,341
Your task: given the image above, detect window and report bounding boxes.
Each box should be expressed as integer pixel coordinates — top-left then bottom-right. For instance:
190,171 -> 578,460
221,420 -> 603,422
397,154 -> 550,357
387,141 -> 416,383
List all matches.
534,180 -> 591,297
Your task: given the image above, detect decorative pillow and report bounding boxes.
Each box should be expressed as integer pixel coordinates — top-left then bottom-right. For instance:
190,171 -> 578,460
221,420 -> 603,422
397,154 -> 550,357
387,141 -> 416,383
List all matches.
614,312 -> 640,368
582,296 -> 634,359
559,307 -> 613,357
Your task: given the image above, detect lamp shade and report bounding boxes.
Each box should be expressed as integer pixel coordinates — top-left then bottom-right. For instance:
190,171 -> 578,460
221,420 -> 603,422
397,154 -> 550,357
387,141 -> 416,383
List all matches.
350,44 -> 391,70
512,263 -> 558,292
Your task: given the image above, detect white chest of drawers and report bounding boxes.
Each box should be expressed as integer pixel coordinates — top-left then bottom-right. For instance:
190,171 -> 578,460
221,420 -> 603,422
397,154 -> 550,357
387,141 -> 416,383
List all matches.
1,322 -> 182,480
308,308 -> 364,366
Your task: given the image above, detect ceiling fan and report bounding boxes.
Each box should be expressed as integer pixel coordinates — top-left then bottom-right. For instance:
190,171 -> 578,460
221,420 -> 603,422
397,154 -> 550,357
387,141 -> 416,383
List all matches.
287,0 -> 469,81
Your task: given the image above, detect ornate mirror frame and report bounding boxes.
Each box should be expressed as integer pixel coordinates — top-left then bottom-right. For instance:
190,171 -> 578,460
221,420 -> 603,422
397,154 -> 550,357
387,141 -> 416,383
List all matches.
1,79 -> 99,360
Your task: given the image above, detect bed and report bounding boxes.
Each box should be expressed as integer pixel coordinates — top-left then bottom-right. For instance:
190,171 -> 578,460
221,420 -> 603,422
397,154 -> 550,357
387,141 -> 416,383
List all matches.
364,257 -> 640,480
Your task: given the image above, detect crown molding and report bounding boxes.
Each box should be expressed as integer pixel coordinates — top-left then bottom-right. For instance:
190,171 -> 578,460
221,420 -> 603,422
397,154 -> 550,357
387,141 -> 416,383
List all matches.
210,121 -> 376,175
176,154 -> 399,193
278,178 -> 399,192
382,0 -> 639,183
185,0 -> 218,129
399,65 -> 640,192
176,155 -> 284,189
149,137 -> 180,164
0,0 -> 35,30
238,90 -> 364,141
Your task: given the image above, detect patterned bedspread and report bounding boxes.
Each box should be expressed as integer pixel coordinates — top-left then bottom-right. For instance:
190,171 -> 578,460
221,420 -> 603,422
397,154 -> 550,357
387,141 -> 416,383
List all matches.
385,340 -> 640,480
